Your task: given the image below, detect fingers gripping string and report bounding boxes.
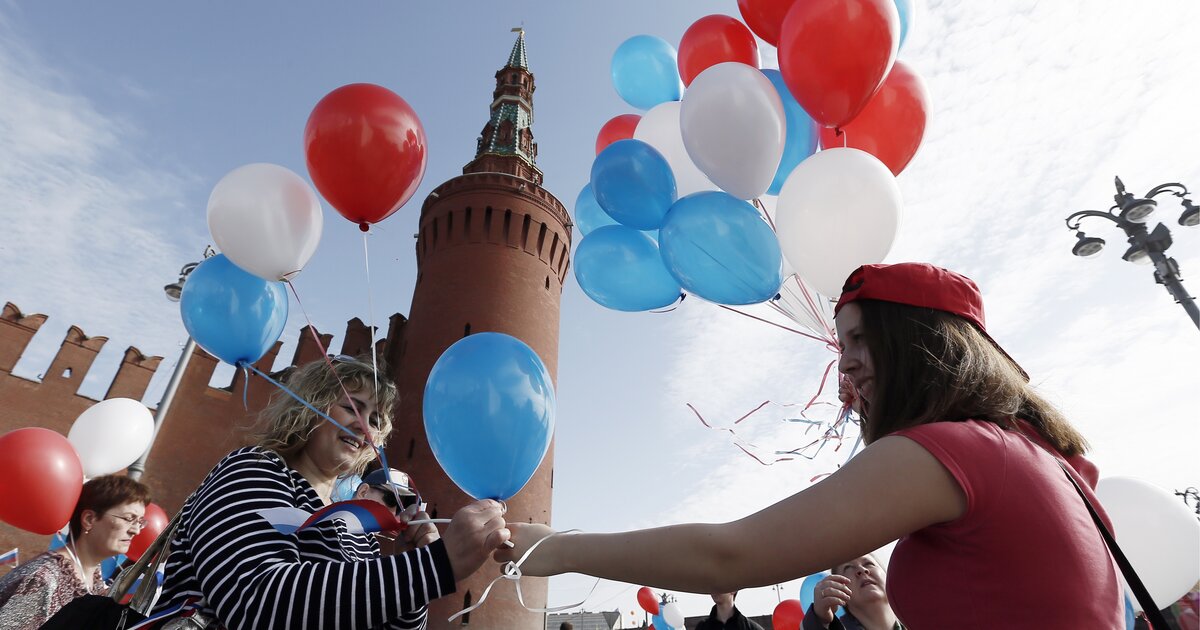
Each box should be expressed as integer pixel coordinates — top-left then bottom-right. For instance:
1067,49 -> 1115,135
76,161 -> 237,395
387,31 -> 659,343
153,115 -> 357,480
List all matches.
448,530 -> 596,623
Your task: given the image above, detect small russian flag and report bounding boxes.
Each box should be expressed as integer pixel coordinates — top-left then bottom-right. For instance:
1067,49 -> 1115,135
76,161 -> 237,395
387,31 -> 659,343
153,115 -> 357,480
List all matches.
257,499 -> 404,535
0,548 -> 17,567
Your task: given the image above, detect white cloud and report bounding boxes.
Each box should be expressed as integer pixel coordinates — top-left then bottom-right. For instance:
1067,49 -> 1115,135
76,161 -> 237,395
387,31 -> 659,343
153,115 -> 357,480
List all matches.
0,12 -> 205,401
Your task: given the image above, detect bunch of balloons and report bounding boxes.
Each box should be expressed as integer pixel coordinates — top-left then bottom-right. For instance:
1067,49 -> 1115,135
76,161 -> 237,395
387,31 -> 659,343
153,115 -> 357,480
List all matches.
0,399 -> 165,542
185,82 -> 428,369
635,587 -> 685,630
576,0 -> 930,313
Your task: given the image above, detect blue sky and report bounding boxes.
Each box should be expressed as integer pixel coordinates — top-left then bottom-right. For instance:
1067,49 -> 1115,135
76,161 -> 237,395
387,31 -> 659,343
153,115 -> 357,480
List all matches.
1,0 -> 1198,622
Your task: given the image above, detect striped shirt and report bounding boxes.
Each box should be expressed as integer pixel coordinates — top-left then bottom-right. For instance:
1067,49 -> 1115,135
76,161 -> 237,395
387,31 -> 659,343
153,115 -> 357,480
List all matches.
152,447 -> 455,629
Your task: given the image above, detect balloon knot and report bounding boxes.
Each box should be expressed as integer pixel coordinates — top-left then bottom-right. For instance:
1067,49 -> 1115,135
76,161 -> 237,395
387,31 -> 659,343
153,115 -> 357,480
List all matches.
359,222 -> 370,233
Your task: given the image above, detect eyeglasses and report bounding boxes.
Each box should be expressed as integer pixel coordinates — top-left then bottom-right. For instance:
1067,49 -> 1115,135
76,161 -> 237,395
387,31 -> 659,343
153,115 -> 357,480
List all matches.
107,513 -> 148,529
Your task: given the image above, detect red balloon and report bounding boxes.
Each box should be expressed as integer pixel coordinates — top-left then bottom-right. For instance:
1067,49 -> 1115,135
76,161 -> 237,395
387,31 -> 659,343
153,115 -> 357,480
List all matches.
778,0 -> 900,128
737,0 -> 794,46
0,428 -> 83,534
819,60 -> 929,175
773,599 -> 806,630
126,502 -> 169,561
596,114 -> 642,155
304,83 -> 428,230
678,15 -> 760,86
636,586 -> 660,615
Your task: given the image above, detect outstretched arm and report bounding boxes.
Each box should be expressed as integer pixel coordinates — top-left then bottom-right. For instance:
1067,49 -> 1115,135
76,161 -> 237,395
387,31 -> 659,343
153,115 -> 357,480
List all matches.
500,435 -> 965,592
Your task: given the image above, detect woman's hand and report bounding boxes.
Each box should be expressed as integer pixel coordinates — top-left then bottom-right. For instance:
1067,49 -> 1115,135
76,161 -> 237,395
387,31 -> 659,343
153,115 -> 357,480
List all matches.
441,500 -> 510,582
837,376 -> 862,415
813,573 -> 852,625
493,522 -> 557,576
398,505 -> 439,551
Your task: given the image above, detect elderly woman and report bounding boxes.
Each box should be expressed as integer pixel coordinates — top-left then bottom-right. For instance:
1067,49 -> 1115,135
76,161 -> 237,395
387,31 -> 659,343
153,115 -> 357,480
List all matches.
153,356 -> 509,629
0,475 -> 151,629
499,263 -> 1123,628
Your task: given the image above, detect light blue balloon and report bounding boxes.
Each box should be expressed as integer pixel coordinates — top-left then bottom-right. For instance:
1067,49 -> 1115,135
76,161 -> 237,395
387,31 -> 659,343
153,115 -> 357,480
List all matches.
574,225 -> 681,312
180,254 -> 288,366
1123,593 -> 1136,630
800,571 -> 830,611
652,612 -> 671,630
895,0 -> 914,50
611,35 -> 683,110
423,332 -> 555,501
591,139 -> 677,231
332,473 -> 363,502
659,192 -> 783,305
763,69 -> 819,196
574,183 -> 618,236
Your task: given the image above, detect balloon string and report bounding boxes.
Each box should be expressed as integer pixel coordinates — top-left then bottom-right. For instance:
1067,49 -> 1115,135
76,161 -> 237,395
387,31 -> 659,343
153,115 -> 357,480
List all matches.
283,281 -> 392,482
241,364 -> 250,411
448,530 -> 596,622
716,304 -> 829,344
240,362 -> 369,446
362,231 -> 379,398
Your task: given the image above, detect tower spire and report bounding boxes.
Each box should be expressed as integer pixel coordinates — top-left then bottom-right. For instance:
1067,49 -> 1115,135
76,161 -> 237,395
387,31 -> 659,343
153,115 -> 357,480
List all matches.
508,27 -> 528,69
469,30 -> 541,183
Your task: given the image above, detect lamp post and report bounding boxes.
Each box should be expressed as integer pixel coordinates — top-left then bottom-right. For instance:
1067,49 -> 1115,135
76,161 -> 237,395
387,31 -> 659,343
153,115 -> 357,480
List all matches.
127,247 -> 213,481
1066,177 -> 1200,330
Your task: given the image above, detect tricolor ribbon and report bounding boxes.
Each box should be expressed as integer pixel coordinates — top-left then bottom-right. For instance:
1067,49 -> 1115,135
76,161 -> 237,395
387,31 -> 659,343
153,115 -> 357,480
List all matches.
256,499 -> 450,536
0,547 -> 17,567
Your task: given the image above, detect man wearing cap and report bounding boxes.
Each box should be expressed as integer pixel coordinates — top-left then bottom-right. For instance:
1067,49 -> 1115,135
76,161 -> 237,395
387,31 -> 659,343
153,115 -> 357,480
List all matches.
356,468 -> 439,551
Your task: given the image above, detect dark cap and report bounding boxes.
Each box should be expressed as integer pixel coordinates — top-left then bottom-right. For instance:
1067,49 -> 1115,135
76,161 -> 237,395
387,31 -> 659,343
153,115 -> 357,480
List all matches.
835,263 -> 1028,380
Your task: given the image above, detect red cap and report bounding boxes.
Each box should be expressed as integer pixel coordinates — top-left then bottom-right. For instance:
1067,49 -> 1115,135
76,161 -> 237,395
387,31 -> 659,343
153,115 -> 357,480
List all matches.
835,263 -> 1028,380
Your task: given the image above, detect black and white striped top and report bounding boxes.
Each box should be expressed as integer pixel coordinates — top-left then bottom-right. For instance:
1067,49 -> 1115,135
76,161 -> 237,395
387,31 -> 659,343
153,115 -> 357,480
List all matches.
152,447 -> 456,629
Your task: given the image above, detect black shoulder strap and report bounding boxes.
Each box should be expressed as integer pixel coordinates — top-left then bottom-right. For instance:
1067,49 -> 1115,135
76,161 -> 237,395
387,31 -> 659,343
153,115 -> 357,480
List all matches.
1054,458 -> 1170,629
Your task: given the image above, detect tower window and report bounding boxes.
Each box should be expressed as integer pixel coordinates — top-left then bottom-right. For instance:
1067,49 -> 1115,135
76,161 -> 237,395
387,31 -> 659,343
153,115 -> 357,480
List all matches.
503,209 -> 513,245
461,591 -> 472,625
465,206 -> 473,239
484,206 -> 493,240
521,214 -> 532,250
464,323 -> 471,337
545,276 -> 550,290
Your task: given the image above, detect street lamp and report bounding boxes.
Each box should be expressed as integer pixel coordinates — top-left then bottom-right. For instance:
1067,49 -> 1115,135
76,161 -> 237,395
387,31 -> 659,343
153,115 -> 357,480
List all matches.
127,247 -> 214,481
1066,177 -> 1199,330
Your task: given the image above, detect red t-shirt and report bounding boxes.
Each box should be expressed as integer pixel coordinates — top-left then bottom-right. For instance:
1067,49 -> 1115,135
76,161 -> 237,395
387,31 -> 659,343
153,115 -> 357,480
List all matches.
887,420 -> 1123,628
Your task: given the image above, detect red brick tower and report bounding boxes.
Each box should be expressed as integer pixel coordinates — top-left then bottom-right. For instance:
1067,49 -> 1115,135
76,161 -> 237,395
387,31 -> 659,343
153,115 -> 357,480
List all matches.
389,31 -> 571,629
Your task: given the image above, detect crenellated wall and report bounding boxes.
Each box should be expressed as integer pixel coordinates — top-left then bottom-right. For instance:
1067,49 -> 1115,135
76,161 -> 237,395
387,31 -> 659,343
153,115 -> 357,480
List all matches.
0,302 -> 407,574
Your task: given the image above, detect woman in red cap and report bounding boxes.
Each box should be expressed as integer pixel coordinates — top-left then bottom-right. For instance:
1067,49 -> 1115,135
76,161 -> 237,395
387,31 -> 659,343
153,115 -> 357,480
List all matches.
499,263 -> 1124,628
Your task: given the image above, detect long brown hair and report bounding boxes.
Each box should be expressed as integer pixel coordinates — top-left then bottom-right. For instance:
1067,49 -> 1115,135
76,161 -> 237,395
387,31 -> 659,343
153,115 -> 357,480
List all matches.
857,300 -> 1088,456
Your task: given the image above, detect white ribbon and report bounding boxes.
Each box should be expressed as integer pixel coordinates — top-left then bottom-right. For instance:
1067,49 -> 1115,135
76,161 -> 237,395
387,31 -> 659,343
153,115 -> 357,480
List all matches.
448,529 -> 597,622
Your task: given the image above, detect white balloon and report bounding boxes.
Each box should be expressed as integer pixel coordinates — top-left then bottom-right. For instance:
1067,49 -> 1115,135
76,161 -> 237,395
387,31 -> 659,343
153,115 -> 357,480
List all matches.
1096,476 -> 1200,609
680,62 -> 785,200
208,163 -> 323,282
775,148 -> 902,297
68,398 -> 155,477
634,101 -> 717,197
662,601 -> 685,629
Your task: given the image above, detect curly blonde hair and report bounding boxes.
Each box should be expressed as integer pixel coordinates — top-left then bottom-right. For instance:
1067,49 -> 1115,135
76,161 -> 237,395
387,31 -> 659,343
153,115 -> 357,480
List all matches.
252,355 -> 398,476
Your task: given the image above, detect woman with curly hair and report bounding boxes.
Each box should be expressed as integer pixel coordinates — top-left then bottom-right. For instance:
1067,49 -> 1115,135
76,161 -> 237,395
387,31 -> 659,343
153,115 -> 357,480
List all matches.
153,355 -> 509,629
